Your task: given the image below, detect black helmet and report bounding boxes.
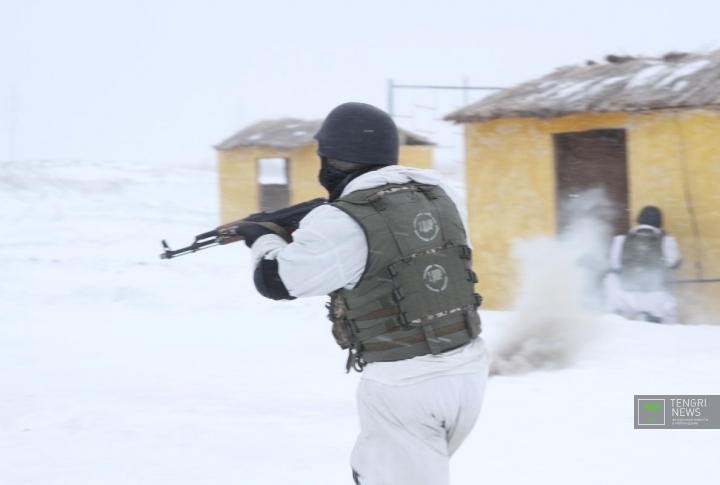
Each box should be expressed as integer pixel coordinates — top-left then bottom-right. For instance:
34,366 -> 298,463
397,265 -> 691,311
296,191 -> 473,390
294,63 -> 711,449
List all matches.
314,102 -> 399,166
637,206 -> 662,228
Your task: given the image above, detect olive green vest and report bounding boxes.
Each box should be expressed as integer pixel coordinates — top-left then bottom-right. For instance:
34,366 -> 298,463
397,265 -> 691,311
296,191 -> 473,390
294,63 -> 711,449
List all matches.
619,229 -> 669,291
329,183 -> 482,372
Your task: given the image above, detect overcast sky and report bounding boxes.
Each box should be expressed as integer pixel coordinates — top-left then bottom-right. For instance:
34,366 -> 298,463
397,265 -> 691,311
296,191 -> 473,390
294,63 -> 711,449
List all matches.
1,0 -> 719,165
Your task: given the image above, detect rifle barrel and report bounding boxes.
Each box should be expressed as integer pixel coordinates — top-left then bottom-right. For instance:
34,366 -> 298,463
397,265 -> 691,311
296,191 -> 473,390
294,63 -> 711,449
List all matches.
160,237 -> 219,259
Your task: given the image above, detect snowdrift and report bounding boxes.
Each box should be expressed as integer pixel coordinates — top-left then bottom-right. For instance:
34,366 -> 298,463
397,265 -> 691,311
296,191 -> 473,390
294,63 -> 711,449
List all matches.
0,161 -> 718,484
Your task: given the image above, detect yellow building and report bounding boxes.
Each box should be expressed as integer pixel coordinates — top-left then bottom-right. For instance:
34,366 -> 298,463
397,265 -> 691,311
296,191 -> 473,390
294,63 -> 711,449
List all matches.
446,50 -> 720,322
216,118 -> 434,223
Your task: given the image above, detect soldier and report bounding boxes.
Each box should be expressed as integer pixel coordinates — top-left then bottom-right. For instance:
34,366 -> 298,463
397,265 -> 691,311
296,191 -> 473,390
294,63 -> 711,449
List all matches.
237,102 -> 490,485
606,206 -> 682,323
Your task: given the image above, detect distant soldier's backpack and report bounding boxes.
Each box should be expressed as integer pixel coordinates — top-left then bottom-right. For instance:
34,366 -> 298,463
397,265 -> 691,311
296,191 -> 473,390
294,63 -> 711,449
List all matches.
619,228 -> 668,291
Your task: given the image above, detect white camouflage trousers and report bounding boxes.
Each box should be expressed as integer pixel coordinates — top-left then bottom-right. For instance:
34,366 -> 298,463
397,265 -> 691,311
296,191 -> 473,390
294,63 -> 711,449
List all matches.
350,372 -> 488,485
604,273 -> 678,323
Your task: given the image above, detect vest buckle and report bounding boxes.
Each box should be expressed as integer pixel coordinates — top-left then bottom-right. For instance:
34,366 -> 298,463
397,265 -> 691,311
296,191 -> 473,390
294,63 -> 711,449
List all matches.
397,312 -> 410,329
387,263 -> 399,278
369,196 -> 387,211
473,293 -> 483,307
391,288 -> 405,302
417,185 -> 438,200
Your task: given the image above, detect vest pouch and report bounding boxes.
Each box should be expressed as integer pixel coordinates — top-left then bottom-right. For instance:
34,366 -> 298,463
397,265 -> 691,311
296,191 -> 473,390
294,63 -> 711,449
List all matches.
353,244 -> 481,363
392,245 -> 479,325
619,230 -> 668,292
360,311 -> 476,362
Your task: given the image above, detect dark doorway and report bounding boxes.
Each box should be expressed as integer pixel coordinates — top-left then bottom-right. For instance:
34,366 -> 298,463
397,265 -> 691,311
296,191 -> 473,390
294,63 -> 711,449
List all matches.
553,129 -> 629,237
257,157 -> 290,212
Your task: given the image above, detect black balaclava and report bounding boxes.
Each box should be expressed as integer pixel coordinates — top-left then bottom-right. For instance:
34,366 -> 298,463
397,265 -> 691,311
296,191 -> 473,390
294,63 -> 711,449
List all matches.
319,157 -> 381,202
637,206 -> 662,228
315,102 -> 398,201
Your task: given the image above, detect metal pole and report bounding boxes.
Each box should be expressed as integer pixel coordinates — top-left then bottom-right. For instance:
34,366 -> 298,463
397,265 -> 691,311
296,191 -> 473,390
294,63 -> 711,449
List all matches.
391,84 -> 504,90
387,79 -> 394,116
463,76 -> 469,106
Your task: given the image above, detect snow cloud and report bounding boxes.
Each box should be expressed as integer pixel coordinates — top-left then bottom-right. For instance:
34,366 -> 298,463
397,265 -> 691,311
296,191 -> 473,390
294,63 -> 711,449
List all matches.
490,189 -> 610,376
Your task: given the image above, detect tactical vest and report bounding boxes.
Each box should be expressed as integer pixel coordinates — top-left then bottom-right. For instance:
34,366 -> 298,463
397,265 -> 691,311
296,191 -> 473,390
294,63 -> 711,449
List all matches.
619,228 -> 668,292
327,183 -> 482,372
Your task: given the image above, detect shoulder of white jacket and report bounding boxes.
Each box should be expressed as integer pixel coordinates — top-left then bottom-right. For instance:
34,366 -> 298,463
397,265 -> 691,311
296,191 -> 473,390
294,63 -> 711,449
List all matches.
341,166 -> 442,196
631,224 -> 663,234
298,202 -> 347,226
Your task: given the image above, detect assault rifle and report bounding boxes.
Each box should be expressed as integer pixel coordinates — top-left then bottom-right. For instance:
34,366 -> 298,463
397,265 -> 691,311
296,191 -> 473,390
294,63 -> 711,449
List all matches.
160,198 -> 328,259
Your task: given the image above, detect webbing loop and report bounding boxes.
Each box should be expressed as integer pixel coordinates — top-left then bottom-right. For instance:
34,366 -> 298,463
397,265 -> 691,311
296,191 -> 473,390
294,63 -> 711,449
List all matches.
371,198 -> 387,211
387,263 -> 399,278
417,185 -> 438,200
421,324 -> 442,355
462,309 -> 481,339
466,269 -> 478,283
397,312 -> 410,329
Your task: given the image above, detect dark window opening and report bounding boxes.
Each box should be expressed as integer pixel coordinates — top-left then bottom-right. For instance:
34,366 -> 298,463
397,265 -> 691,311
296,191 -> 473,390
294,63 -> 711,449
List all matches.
257,157 -> 290,212
553,129 -> 629,237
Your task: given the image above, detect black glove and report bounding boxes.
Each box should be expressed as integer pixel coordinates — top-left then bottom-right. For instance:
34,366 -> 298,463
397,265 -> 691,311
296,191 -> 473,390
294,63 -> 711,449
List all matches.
254,259 -> 295,300
230,223 -> 279,248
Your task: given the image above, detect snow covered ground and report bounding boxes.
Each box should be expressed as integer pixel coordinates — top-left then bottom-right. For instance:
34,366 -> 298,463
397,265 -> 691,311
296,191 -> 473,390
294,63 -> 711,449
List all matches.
1,160 -> 718,484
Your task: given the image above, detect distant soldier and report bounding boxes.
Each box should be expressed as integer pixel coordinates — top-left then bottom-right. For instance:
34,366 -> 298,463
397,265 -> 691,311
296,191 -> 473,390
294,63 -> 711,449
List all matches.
606,206 -> 681,323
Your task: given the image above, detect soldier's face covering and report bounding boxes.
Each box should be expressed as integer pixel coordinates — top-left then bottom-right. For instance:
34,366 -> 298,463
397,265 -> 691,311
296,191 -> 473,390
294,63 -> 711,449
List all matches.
318,158 -> 350,197
318,157 -> 384,202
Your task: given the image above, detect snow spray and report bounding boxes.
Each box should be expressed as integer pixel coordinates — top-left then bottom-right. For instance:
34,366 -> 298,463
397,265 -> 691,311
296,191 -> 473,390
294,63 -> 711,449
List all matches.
490,189 -> 612,376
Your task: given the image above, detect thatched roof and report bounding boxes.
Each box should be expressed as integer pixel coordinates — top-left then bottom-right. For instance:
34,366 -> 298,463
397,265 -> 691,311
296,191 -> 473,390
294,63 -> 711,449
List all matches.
397,128 -> 435,146
215,118 -> 322,151
215,118 -> 434,151
446,50 -> 720,123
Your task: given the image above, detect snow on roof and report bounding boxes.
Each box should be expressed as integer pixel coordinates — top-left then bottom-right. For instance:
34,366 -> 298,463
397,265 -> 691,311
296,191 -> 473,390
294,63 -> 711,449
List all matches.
445,50 -> 720,123
215,118 -> 434,151
215,118 -> 323,151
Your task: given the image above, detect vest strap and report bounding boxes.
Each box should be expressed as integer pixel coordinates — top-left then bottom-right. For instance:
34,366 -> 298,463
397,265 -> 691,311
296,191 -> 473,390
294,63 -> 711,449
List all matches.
463,309 -> 481,339
362,320 -> 469,352
417,185 -> 438,199
421,323 -> 442,355
351,273 -> 394,298
354,317 -> 401,342
346,296 -> 395,320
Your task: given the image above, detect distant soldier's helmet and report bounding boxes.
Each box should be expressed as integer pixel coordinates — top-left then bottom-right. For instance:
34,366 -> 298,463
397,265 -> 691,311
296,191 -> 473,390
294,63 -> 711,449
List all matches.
637,206 -> 662,228
314,102 -> 399,166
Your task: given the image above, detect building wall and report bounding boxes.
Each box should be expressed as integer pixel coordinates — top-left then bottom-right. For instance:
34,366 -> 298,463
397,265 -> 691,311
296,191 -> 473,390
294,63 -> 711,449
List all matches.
628,109 -> 720,323
464,109 -> 720,322
465,113 -> 628,309
400,145 -> 434,170
218,143 -> 435,223
287,145 -> 325,205
217,146 -> 314,224
217,147 -> 259,224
